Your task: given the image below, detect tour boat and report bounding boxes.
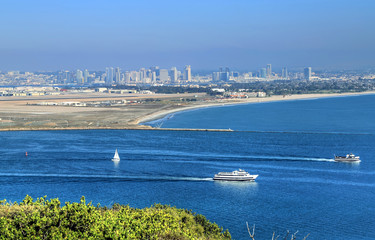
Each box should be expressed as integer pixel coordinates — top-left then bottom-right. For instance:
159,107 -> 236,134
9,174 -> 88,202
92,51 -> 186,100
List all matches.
213,169 -> 258,181
334,153 -> 360,162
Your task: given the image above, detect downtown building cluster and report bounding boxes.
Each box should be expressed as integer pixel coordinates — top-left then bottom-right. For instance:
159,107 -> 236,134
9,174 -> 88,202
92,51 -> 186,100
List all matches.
72,66 -> 192,86
212,64 -> 290,82
72,64 -> 309,85
1,64 -> 371,87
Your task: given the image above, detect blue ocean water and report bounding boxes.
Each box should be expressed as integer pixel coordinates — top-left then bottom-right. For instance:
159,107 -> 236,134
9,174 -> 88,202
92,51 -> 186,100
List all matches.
1,94 -> 375,239
147,94 -> 375,134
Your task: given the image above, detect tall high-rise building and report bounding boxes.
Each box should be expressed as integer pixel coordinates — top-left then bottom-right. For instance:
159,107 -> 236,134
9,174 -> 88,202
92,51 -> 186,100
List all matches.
83,69 -> 89,84
130,71 -> 139,83
217,67 -> 230,81
105,68 -> 109,83
124,71 -> 131,84
304,67 -> 312,80
266,64 -> 272,78
170,67 -> 178,83
150,66 -> 160,79
76,69 -> 83,83
106,67 -> 114,84
212,72 -> 220,82
220,72 -> 229,81
184,65 -> 191,81
63,70 -> 70,84
115,67 -> 121,83
282,67 -> 288,79
159,69 -> 169,82
260,68 -> 267,78
152,72 -> 157,83
139,68 -> 146,83
146,69 -> 152,78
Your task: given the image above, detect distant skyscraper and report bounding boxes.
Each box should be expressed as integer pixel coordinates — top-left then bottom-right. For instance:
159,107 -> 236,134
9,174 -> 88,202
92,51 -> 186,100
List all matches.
260,68 -> 267,78
106,67 -> 114,84
146,69 -> 152,78
152,72 -> 157,83
115,67 -> 121,83
170,67 -> 178,83
63,70 -> 70,84
304,67 -> 312,80
83,69 -> 89,83
217,67 -> 230,81
212,72 -> 220,82
282,67 -> 288,79
139,68 -> 146,83
130,71 -> 139,82
76,69 -> 83,84
150,66 -> 160,79
105,68 -> 109,82
184,65 -> 191,81
266,64 -> 272,78
220,72 -> 229,81
159,69 -> 169,82
124,71 -> 131,84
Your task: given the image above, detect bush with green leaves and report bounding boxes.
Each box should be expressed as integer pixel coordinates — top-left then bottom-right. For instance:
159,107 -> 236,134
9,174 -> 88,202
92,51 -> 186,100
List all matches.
0,196 -> 231,240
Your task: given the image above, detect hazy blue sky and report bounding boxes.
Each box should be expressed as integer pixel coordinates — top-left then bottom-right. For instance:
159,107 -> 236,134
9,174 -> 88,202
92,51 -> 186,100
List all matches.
1,0 -> 374,71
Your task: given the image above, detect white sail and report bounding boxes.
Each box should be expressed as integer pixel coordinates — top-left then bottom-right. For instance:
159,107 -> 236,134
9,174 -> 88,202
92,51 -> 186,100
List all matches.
112,149 -> 120,162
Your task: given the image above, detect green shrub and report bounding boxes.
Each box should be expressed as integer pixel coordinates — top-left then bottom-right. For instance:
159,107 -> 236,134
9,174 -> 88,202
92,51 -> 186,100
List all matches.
0,195 -> 231,240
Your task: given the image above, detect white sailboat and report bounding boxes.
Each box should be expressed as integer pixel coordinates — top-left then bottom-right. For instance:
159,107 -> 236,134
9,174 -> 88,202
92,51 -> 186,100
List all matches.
112,149 -> 120,162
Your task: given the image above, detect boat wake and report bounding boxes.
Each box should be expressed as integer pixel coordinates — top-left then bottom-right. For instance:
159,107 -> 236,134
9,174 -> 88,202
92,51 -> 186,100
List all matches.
246,155 -> 335,162
0,173 -> 213,182
126,149 -> 335,162
261,176 -> 375,188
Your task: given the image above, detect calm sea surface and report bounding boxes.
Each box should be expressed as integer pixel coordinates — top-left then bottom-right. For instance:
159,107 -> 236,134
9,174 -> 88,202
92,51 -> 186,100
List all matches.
1,94 -> 375,239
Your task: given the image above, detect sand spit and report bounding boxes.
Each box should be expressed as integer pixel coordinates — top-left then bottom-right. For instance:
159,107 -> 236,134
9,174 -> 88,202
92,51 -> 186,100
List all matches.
0,91 -> 374,131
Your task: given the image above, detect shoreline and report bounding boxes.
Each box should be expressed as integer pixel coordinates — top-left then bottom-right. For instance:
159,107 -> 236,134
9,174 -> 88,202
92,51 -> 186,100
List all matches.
1,91 -> 375,132
136,91 -> 375,126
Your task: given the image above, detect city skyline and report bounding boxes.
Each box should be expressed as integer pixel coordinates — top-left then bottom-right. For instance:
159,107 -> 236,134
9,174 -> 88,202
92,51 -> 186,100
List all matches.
1,0 -> 375,71
7,63 -> 375,87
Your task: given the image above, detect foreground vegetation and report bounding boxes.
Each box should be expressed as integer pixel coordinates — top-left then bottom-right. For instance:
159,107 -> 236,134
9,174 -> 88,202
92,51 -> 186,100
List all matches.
0,196 -> 231,240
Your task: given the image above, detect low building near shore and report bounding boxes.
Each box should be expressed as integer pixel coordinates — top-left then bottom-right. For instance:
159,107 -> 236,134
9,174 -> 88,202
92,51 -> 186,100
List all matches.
257,92 -> 267,97
212,88 -> 225,93
95,88 -> 107,92
140,90 -> 154,94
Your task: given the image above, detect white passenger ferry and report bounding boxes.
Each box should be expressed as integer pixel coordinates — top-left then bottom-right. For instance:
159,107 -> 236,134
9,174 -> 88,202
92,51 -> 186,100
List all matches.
334,153 -> 360,162
213,169 -> 258,181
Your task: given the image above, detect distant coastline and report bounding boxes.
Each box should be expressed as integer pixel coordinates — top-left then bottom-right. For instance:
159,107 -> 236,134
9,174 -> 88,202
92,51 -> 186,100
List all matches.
1,91 -> 375,132
136,91 -> 375,127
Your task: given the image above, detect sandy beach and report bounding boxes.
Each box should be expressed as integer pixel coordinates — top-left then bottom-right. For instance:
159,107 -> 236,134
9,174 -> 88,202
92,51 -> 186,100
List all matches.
135,91 -> 375,125
0,91 -> 374,131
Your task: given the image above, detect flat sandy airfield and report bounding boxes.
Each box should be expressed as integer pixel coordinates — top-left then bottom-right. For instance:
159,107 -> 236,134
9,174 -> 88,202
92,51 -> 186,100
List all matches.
0,91 -> 374,131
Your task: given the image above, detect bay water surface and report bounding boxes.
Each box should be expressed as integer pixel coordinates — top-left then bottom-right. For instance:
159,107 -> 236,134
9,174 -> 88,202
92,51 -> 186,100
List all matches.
1,94 -> 375,239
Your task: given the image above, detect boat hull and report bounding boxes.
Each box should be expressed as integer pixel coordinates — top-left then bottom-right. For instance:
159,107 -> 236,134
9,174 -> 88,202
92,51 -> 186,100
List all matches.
213,174 -> 258,181
334,155 -> 360,162
334,158 -> 360,162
